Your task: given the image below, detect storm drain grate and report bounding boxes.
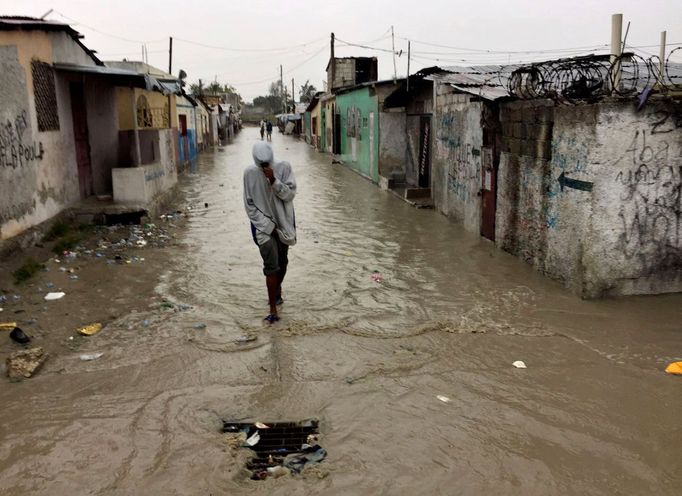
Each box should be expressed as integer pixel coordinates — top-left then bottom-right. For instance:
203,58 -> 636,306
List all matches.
222,419 -> 325,480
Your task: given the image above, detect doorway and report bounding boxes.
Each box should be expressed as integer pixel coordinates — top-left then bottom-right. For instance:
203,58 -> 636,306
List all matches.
70,82 -> 93,199
480,147 -> 496,241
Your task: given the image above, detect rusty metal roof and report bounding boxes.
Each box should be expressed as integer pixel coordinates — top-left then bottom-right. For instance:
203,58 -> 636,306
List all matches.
426,65 -> 518,100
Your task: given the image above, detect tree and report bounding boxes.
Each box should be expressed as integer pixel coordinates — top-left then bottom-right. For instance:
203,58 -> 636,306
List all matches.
299,80 -> 317,103
189,79 -> 205,96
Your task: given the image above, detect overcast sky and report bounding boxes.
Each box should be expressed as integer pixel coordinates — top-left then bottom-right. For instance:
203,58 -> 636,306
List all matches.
6,0 -> 682,101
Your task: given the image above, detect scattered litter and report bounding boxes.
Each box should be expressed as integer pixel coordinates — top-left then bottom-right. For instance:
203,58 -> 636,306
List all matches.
46,282 -> 54,288
0,322 -> 17,330
284,446 -> 327,473
78,323 -> 103,336
6,347 -> 46,380
204,202 -> 209,208
437,395 -> 452,403
192,323 -> 207,329
266,466 -> 290,478
178,304 -> 191,312
513,360 -> 527,369
665,362 -> 682,375
70,275 -> 79,280
370,272 -> 383,283
225,431 -> 247,449
236,335 -> 257,344
245,431 -> 261,446
44,292 -> 65,301
9,327 -> 30,344
140,319 -> 150,327
160,301 -> 174,309
79,352 -> 104,361
255,422 -> 270,429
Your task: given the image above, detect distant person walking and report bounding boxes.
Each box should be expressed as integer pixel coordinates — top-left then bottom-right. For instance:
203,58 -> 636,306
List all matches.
266,120 -> 273,141
243,142 -> 297,324
259,119 -> 265,140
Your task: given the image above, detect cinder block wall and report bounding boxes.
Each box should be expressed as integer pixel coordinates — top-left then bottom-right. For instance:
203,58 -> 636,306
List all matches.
496,98 -> 682,297
431,83 -> 484,233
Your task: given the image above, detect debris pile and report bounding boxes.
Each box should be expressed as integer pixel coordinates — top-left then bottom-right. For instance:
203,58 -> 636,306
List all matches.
6,347 -> 47,380
222,419 -> 326,481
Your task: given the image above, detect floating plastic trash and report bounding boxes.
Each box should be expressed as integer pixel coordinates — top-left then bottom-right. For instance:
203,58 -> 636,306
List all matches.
665,362 -> 682,375
78,323 -> 103,336
44,292 -> 65,301
0,322 -> 17,330
513,361 -> 527,369
255,422 -> 270,429
246,432 -> 261,446
79,352 -> 104,361
437,395 -> 451,403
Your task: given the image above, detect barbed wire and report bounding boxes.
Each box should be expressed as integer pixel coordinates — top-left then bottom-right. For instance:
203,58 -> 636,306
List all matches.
506,49 -> 682,103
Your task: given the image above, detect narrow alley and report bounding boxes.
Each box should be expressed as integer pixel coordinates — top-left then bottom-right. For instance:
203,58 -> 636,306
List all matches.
0,130 -> 680,495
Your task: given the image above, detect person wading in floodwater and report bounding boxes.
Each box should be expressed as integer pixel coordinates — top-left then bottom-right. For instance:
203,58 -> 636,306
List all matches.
266,120 -> 273,141
259,119 -> 265,140
243,141 -> 297,324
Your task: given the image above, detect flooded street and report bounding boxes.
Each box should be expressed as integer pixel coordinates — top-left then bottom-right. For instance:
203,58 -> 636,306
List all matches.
1,130 -> 681,495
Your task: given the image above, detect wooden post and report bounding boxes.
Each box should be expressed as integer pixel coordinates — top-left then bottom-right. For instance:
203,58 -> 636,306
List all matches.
330,32 -> 335,90
131,89 -> 142,166
168,37 -> 173,75
407,40 -> 411,92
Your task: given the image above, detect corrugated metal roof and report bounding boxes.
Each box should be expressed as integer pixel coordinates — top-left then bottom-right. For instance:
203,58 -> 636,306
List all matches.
426,65 -> 518,100
53,63 -> 164,91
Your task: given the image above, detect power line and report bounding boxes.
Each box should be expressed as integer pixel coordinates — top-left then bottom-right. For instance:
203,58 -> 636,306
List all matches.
50,10 -> 163,44
173,36 -> 327,53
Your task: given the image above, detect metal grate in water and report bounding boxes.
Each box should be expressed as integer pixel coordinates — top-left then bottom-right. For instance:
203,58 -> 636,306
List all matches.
222,419 -> 321,479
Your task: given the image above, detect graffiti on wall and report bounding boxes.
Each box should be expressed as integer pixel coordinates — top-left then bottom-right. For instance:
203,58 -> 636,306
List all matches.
0,110 -> 45,169
613,126 -> 681,275
447,141 -> 481,200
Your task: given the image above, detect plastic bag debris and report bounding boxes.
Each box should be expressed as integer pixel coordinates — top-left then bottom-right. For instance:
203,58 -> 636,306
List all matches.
437,395 -> 451,403
665,362 -> 682,375
267,466 -> 290,478
370,272 -> 383,283
80,352 -> 104,361
283,446 -> 327,473
10,327 -> 31,344
192,323 -> 207,329
245,431 -> 261,446
255,422 -> 270,429
44,292 -> 65,301
0,322 -> 17,330
78,323 -> 103,336
236,335 -> 257,344
513,360 -> 527,369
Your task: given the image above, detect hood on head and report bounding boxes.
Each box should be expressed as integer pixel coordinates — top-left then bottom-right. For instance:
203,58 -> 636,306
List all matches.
252,142 -> 274,165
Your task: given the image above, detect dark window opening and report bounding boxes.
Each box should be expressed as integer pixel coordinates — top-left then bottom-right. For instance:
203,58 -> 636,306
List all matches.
32,60 -> 59,132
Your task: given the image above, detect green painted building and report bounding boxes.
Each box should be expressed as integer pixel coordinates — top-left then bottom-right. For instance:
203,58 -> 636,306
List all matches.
335,86 -> 380,182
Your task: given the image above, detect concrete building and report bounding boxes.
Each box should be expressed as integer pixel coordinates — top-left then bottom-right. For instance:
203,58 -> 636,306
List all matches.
427,62 -> 682,297
0,16 -> 177,244
326,56 -> 378,92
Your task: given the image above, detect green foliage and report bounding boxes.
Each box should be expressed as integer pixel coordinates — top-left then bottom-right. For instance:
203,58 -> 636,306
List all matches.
13,259 -> 44,284
43,220 -> 70,241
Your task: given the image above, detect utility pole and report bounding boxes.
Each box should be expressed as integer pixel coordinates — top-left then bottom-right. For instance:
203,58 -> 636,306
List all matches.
391,25 -> 397,83
407,40 -> 411,92
280,65 -> 285,113
610,13 -> 623,92
168,37 -> 173,75
659,30 -> 667,84
292,77 -> 295,110
330,32 -> 335,90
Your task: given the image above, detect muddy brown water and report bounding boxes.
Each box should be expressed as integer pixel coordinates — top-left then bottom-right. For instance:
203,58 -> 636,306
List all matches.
1,130 -> 681,495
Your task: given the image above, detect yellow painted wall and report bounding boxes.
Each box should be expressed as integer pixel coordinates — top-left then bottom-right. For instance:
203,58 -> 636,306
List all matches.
116,87 -> 176,131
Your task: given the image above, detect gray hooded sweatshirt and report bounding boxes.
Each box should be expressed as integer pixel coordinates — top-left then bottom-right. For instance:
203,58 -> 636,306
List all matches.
243,142 -> 297,246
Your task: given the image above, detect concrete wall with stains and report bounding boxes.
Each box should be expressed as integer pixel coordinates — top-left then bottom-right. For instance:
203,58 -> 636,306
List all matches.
0,30 -> 95,240
379,111 -> 405,180
585,101 -> 682,296
431,83 -> 483,232
496,99 -> 682,297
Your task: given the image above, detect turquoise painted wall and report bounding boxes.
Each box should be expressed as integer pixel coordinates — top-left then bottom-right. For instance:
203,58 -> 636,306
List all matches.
335,87 -> 379,182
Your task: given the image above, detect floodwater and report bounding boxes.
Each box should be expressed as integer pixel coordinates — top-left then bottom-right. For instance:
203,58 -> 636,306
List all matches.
1,129 -> 681,495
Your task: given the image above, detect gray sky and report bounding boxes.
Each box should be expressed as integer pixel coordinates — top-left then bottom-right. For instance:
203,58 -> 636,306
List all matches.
7,0 -> 682,101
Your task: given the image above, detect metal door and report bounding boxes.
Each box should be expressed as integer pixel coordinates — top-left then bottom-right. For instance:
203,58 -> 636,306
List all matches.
480,147 -> 496,241
418,115 -> 431,188
369,112 -> 375,180
333,112 -> 341,155
179,114 -> 189,166
70,83 -> 93,199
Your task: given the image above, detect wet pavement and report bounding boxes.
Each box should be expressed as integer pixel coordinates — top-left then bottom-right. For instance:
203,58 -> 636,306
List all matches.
0,129 -> 681,495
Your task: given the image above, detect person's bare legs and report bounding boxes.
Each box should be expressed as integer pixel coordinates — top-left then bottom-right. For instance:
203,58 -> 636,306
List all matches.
266,274 -> 279,317
276,267 -> 286,303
